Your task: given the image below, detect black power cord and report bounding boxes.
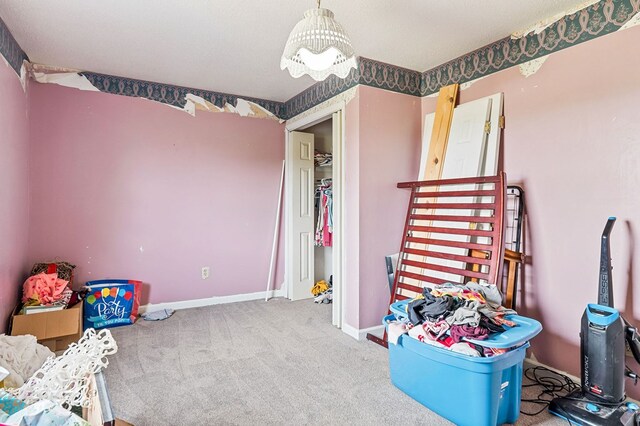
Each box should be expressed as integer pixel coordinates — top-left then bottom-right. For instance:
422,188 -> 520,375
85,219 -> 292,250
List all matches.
520,366 -> 640,426
520,366 -> 580,416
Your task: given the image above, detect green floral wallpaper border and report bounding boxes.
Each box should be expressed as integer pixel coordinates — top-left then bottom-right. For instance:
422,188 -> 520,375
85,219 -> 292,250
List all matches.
284,0 -> 639,117
420,0 -> 640,96
81,72 -> 286,118
0,16 -> 28,75
1,0 -> 638,119
282,57 -> 421,119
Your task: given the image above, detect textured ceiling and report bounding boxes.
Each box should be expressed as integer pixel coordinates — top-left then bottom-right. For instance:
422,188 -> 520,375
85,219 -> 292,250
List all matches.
0,0 -> 588,102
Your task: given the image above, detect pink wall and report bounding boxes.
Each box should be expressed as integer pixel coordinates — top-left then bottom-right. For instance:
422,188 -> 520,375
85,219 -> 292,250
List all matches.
422,26 -> 640,391
9,23 -> 639,384
28,83 -> 285,305
348,86 -> 422,329
0,62 -> 30,330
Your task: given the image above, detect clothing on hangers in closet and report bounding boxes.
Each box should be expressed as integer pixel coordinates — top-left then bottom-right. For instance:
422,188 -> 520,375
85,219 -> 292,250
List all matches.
315,178 -> 333,247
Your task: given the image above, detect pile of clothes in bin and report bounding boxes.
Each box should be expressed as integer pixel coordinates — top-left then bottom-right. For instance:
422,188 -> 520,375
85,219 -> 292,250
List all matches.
387,282 -> 517,357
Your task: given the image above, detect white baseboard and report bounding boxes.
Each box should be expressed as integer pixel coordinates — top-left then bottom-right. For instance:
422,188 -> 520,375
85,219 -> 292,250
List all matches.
341,323 -> 385,341
139,287 -> 285,314
342,323 -> 360,340
358,324 -> 385,341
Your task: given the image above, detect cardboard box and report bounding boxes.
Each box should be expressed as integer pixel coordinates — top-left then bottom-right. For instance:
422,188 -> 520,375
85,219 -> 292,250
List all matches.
10,302 -> 83,352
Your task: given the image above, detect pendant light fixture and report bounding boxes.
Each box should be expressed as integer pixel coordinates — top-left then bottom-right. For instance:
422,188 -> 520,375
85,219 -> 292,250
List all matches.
280,0 -> 357,82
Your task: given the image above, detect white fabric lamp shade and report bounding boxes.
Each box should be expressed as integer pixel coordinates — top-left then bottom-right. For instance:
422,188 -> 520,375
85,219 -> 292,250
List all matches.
281,8 -> 357,81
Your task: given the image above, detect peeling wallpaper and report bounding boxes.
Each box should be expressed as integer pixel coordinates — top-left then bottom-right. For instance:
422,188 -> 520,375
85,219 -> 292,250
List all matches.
420,0 -> 640,95
1,0 -> 638,120
81,72 -> 286,118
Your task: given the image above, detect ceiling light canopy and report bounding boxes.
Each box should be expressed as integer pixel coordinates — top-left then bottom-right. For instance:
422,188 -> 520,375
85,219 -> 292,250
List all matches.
280,2 -> 357,82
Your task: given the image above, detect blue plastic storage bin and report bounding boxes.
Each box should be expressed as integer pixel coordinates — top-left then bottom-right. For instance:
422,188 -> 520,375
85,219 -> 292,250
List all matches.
384,314 -> 529,426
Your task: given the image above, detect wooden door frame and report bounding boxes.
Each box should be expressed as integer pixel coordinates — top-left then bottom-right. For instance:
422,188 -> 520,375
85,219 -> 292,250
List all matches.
284,101 -> 347,329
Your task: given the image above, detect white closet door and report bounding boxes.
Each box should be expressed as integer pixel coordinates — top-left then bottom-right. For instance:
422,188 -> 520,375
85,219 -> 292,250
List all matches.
419,93 -> 503,180
440,98 -> 492,179
480,93 -> 504,177
289,131 -> 315,300
414,98 -> 493,283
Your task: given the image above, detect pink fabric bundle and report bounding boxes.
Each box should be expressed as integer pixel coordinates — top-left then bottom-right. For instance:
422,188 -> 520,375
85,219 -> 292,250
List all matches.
22,273 -> 69,305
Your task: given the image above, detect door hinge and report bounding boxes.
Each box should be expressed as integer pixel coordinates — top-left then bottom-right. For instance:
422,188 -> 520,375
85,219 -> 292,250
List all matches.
499,115 -> 505,129
484,120 -> 491,134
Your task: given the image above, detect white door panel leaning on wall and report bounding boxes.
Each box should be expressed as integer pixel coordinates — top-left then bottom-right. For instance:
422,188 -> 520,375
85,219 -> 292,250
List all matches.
407,93 -> 503,285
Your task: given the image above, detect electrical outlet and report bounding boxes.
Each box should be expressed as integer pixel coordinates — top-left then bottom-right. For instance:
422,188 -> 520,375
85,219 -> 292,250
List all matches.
201,266 -> 210,280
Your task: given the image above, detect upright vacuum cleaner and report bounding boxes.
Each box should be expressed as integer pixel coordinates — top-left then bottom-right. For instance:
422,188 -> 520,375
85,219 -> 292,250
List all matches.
550,217 -> 640,425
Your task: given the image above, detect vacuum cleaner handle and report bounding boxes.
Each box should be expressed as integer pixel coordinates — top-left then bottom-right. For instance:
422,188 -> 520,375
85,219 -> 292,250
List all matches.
598,217 -> 616,307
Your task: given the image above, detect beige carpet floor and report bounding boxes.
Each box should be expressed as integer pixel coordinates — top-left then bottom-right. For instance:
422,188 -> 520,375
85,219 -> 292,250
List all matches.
103,298 -> 565,425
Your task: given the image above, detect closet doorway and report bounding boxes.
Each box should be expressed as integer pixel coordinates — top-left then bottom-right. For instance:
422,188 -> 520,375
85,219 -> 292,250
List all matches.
284,104 -> 345,329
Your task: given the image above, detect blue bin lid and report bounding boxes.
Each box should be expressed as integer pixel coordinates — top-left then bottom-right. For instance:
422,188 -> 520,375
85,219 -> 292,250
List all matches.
465,315 -> 542,348
389,299 -> 542,349
390,300 -> 409,318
